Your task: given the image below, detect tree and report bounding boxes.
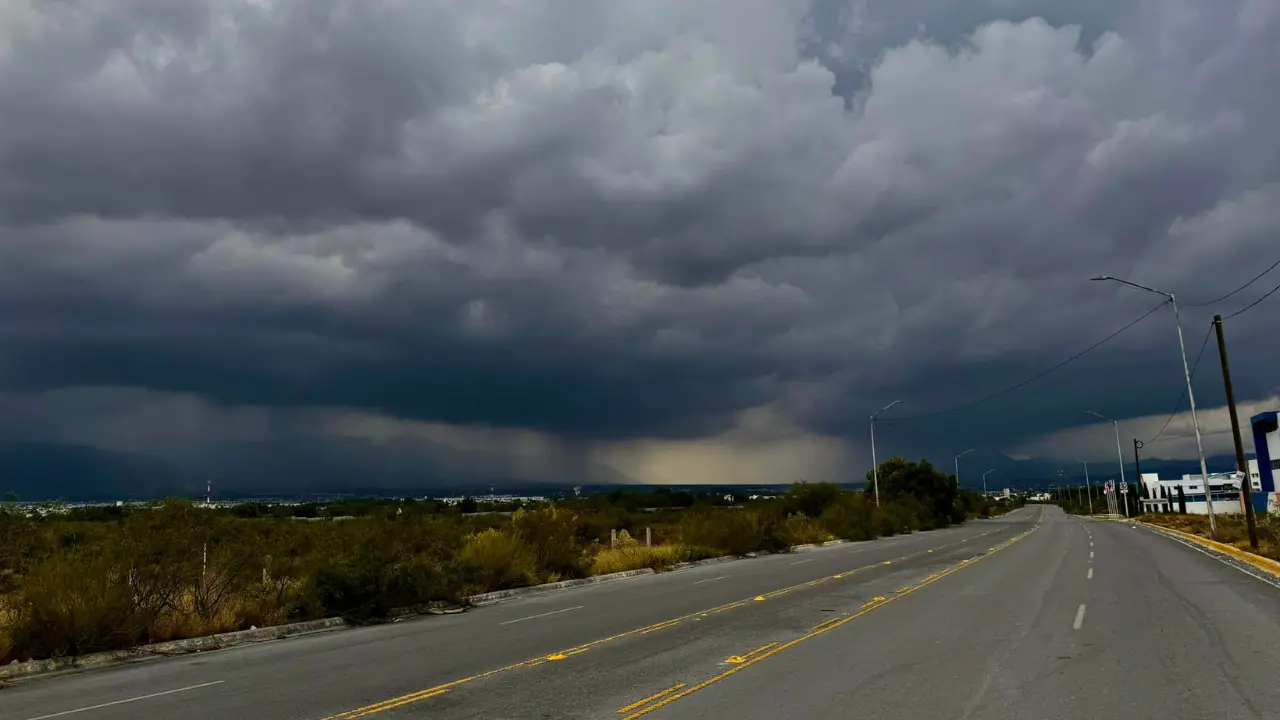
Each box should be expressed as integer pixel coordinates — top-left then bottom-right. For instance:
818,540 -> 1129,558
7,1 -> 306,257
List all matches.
865,457 -> 960,527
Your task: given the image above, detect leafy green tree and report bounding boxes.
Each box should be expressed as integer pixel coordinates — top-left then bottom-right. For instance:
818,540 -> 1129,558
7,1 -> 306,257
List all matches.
865,457 -> 959,528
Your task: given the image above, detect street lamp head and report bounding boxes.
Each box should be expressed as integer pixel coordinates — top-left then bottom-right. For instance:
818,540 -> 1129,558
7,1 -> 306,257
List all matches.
872,399 -> 903,419
1090,276 -> 1113,282
1085,410 -> 1109,421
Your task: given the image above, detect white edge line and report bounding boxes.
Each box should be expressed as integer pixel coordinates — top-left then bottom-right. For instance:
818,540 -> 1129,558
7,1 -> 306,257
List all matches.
692,575 -> 731,585
22,681 -> 225,720
790,559 -> 814,565
1140,525 -> 1280,590
1073,604 -> 1087,630
499,605 -> 584,626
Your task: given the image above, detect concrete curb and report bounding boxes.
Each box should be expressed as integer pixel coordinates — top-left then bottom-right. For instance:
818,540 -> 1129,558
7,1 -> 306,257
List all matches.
1137,521 -> 1280,579
465,568 -> 656,607
788,539 -> 851,552
0,617 -> 346,682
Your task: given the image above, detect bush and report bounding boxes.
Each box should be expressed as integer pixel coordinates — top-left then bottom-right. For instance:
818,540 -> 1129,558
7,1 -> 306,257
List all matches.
460,528 -> 538,592
819,494 -> 878,541
778,513 -> 834,546
7,549 -> 148,659
511,505 -> 586,578
590,545 -> 688,574
677,508 -> 781,556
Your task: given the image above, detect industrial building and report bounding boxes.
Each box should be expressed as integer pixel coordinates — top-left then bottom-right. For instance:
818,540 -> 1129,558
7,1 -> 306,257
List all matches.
1138,410 -> 1279,515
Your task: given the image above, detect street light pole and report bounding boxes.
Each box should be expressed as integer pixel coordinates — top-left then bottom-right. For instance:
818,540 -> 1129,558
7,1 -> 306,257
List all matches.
982,468 -> 995,497
870,400 -> 903,507
1087,411 -> 1128,516
954,448 -> 975,491
1092,276 -> 1215,535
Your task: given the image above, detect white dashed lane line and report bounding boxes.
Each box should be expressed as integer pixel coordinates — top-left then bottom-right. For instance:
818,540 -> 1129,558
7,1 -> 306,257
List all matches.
693,575 -> 730,586
499,605 -> 584,626
1073,604 -> 1087,630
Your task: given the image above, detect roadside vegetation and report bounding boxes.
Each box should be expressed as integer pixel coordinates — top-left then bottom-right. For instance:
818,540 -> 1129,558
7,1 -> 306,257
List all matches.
0,457 -> 1017,664
1137,512 -> 1280,562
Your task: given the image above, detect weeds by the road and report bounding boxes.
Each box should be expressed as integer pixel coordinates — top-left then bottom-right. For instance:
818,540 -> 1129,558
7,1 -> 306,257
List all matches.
1138,512 -> 1280,562
0,458 -> 1017,664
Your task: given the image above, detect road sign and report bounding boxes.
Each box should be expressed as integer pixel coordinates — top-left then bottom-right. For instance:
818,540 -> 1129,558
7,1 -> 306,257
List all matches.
1104,481 -> 1115,494
1120,482 -> 1128,494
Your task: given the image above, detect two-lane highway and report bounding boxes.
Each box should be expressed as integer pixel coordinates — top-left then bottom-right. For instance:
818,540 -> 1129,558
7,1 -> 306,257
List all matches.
6,505 -> 1280,719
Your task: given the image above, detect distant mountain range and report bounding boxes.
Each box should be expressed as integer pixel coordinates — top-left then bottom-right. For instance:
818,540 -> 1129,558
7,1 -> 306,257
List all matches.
0,439 -> 631,502
0,441 -> 1252,502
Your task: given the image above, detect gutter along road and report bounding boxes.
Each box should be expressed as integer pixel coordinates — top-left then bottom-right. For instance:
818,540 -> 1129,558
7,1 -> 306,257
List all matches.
5,506 -> 1280,719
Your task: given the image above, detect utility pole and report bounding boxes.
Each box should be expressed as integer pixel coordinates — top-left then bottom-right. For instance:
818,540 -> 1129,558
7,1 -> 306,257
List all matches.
1133,439 -> 1144,515
1214,314 -> 1258,548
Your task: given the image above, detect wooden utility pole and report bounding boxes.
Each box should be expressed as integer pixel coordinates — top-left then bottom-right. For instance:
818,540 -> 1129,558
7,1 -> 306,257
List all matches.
1213,314 -> 1258,548
1133,439 -> 1144,513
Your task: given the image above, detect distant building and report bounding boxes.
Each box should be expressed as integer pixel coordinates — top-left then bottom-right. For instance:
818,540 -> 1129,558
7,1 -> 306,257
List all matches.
1139,471 -> 1245,515
1139,409 -> 1279,515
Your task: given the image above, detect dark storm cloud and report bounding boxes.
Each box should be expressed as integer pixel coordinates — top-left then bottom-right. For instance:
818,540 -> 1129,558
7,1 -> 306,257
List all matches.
0,0 -> 1277,474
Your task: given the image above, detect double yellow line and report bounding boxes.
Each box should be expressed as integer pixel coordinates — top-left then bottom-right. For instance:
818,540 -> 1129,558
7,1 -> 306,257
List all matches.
318,523 -> 1018,719
616,524 -> 1039,719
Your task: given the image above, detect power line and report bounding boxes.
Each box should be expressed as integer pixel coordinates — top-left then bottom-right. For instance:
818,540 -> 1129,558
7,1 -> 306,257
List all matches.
1147,428 -> 1233,443
1222,277 -> 1280,320
1146,323 -> 1214,443
883,299 -> 1170,423
1188,258 -> 1280,307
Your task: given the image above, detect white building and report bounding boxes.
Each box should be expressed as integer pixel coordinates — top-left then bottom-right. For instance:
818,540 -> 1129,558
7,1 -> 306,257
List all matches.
1139,466 -> 1250,516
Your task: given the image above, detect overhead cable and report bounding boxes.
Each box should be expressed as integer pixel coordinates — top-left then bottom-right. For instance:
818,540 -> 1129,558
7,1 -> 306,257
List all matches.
1187,258 -> 1280,307
883,299 -> 1170,423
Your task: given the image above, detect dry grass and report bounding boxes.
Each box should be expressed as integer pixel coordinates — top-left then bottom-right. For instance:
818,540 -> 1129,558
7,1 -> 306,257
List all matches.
1139,513 -> 1280,562
589,544 -> 689,574
0,598 -> 14,663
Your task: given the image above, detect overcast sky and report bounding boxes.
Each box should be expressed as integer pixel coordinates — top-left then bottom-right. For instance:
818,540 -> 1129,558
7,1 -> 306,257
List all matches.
0,0 -> 1277,486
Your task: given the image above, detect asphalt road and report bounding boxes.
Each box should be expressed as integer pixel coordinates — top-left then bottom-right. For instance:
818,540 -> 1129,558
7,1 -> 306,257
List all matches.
5,505 -> 1280,719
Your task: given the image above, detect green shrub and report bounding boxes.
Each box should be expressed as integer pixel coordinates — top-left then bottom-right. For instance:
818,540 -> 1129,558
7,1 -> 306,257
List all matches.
512,505 -> 586,578
460,528 -> 538,592
7,549 -> 148,659
778,513 -> 833,546
819,494 -> 878,541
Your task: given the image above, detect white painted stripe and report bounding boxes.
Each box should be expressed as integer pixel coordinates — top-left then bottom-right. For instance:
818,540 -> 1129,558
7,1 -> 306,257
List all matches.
693,575 -> 730,585
790,559 -> 814,565
1073,604 -> 1087,630
1089,551 -> 1094,559
22,681 -> 225,720
1090,541 -> 1094,547
499,605 -> 583,626
1087,568 -> 1093,579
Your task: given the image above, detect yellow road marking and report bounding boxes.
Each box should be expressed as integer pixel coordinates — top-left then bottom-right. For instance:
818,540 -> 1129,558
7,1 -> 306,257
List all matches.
616,683 -> 686,713
341,689 -> 450,719
811,615 -> 845,631
725,641 -> 778,663
318,525 -> 1019,719
618,524 -> 1039,720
